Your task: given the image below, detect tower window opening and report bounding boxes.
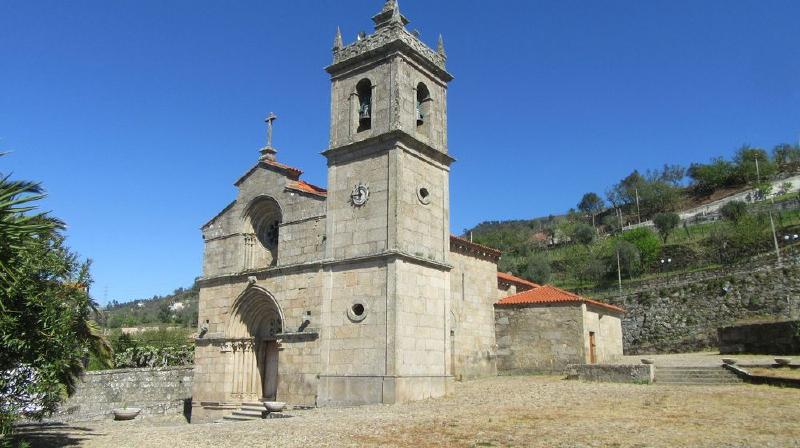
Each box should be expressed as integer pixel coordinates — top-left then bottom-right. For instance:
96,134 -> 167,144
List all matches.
416,82 -> 431,127
357,79 -> 372,132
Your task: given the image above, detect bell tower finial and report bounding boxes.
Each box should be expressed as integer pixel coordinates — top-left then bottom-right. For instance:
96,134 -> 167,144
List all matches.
259,112 -> 278,161
437,34 -> 447,58
373,0 -> 408,29
333,26 -> 343,50
381,0 -> 397,13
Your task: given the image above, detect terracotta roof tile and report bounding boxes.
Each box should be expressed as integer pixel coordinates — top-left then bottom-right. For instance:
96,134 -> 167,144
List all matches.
497,272 -> 540,290
496,285 -> 624,314
286,180 -> 327,197
449,235 -> 502,257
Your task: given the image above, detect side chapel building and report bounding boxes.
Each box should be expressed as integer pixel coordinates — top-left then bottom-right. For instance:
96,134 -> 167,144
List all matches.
192,1 -> 623,423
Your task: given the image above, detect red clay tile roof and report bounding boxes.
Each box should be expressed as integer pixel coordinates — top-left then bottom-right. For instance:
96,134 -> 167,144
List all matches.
449,235 -> 502,256
263,159 -> 303,178
235,160 -> 304,186
496,284 -> 624,314
497,272 -> 540,290
286,180 -> 327,197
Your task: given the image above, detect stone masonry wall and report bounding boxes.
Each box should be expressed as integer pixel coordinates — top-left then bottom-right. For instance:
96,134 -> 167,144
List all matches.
565,364 -> 654,384
718,320 -> 800,355
606,259 -> 800,355
48,367 -> 193,423
450,251 -> 498,380
495,304 -> 584,374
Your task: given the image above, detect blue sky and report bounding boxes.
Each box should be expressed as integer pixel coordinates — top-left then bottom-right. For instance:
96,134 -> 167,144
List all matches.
1,1 -> 798,303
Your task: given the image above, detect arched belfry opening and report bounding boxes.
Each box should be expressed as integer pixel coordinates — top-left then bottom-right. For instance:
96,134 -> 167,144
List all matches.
243,196 -> 282,269
356,78 -> 373,132
227,286 -> 283,401
416,82 -> 432,135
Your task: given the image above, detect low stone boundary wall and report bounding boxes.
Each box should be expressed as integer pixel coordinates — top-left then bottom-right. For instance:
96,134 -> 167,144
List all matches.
718,321 -> 800,355
46,366 -> 193,422
723,364 -> 800,388
565,364 -> 654,384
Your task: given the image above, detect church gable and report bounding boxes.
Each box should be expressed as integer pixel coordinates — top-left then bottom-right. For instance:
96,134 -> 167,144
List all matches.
201,156 -> 327,279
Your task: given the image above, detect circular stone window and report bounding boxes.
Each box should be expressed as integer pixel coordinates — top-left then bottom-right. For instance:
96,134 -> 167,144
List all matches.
347,300 -> 368,323
417,186 -> 431,205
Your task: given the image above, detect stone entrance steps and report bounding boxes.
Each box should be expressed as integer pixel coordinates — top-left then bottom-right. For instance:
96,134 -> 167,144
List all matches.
655,366 -> 743,385
221,402 -> 268,422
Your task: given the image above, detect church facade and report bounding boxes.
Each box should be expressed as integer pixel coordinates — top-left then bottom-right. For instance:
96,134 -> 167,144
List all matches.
191,1 -> 623,423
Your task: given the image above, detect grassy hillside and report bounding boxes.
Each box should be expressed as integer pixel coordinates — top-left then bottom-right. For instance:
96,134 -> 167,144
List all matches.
101,282 -> 199,328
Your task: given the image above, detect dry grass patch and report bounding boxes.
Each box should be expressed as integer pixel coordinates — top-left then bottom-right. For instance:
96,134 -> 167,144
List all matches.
15,376 -> 800,448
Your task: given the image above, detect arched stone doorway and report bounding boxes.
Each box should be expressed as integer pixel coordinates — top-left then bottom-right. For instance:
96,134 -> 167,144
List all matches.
227,286 -> 283,402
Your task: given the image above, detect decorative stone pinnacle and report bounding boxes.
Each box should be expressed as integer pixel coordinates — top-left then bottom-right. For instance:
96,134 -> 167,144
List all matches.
333,27 -> 343,50
373,0 -> 409,29
437,34 -> 446,57
381,0 -> 397,13
390,0 -> 402,23
259,112 -> 278,161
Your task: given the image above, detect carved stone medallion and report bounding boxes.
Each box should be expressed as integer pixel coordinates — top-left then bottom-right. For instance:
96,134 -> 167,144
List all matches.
350,183 -> 370,206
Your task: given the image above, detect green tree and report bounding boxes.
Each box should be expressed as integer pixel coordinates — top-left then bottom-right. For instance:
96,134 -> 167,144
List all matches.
733,146 -> 775,185
653,212 -> 680,243
0,161 -> 111,437
687,157 -> 738,195
620,228 -> 661,267
601,213 -> 621,235
577,192 -> 604,227
773,143 -> 800,173
523,253 -> 551,285
613,240 -> 641,279
720,200 -> 748,223
572,223 -> 596,246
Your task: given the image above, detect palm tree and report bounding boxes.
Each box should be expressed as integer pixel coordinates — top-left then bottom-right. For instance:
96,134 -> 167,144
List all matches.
0,154 -> 63,287
0,155 -> 112,435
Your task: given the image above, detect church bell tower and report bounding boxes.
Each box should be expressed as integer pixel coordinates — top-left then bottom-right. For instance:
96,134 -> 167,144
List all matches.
318,0 -> 456,405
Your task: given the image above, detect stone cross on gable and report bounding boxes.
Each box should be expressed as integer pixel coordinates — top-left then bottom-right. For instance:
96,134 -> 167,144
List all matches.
265,112 -> 278,148
259,112 -> 279,161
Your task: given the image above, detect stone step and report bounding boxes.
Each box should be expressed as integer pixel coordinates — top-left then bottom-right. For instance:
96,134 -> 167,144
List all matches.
231,409 -> 266,418
654,366 -> 742,385
657,377 -> 742,382
242,401 -> 266,407
657,372 -> 739,378
240,405 -> 267,413
657,368 -> 729,372
223,414 -> 259,422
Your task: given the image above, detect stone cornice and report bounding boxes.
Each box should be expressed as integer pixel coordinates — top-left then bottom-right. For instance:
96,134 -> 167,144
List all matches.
322,129 -> 455,168
327,26 -> 452,83
198,249 -> 453,288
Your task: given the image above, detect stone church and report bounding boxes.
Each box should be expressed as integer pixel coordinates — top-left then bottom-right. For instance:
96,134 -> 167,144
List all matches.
192,1 -> 623,423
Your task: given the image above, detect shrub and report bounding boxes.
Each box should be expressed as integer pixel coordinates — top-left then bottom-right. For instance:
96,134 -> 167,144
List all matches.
572,223 -> 596,245
720,200 -> 748,223
524,253 -> 551,284
613,240 -> 642,279
620,228 -> 661,267
653,212 -> 680,243
113,345 -> 194,368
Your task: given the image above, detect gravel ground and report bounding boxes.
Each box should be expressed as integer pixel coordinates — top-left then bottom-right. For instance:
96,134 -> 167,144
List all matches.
14,375 -> 800,448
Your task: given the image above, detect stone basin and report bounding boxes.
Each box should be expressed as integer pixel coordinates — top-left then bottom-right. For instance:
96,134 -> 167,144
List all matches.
263,401 -> 286,412
113,408 -> 141,421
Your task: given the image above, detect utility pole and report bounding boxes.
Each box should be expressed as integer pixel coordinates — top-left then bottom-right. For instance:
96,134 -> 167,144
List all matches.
635,188 -> 641,224
616,249 -> 623,296
755,156 -> 761,186
769,194 -> 782,266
